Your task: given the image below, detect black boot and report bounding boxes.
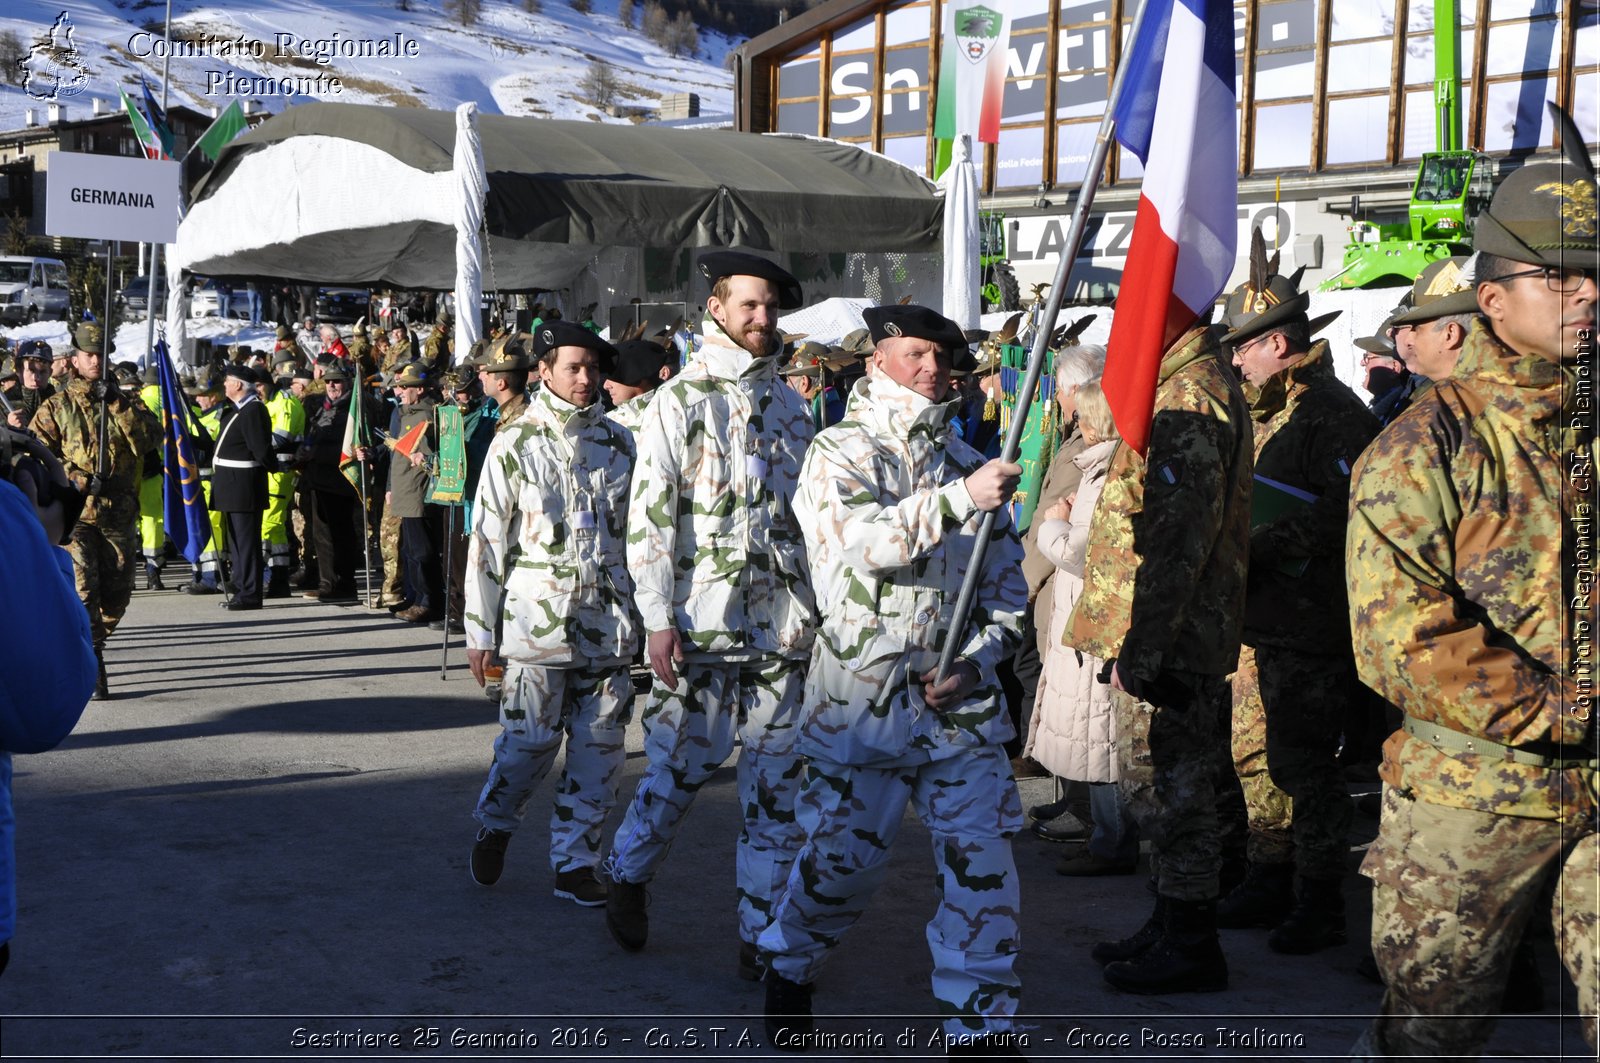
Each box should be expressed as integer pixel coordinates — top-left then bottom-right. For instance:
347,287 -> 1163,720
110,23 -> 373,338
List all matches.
1268,876 -> 1346,954
145,563 -> 164,591
93,647 -> 109,701
1216,861 -> 1294,929
264,571 -> 291,599
764,971 -> 814,1051
1091,895 -> 1167,965
1103,898 -> 1229,995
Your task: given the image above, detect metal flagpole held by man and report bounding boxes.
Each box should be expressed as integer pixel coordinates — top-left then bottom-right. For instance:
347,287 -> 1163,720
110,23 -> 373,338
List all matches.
936,0 -> 1156,682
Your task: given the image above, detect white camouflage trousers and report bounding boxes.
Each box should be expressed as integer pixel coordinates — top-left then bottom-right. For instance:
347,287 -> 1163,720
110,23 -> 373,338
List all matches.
605,656 -> 806,945
758,746 -> 1025,1037
474,659 -> 631,872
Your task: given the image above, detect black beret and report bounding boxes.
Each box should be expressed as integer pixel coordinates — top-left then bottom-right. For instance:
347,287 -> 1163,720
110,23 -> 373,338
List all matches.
862,304 -> 969,350
611,339 -> 674,387
532,320 -> 617,370
222,363 -> 260,386
697,251 -> 803,310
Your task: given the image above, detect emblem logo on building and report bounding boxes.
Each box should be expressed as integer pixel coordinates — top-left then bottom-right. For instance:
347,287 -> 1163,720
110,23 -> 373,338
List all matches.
21,11 -> 90,102
954,4 -> 1003,65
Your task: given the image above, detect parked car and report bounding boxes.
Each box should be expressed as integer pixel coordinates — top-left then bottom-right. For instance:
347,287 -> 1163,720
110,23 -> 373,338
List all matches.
118,275 -> 169,315
315,287 -> 369,324
0,256 -> 71,324
189,278 -> 221,318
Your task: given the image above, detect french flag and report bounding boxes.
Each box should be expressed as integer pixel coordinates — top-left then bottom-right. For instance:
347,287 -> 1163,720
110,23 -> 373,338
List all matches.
1102,0 -> 1237,455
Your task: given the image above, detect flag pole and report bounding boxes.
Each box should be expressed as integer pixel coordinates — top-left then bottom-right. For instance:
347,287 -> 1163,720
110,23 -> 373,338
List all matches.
935,0 -> 1157,684
142,0 -> 173,365
440,505 -> 454,679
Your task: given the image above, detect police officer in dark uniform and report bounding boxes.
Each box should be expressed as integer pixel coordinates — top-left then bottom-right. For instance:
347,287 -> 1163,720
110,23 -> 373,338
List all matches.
213,365 -> 278,611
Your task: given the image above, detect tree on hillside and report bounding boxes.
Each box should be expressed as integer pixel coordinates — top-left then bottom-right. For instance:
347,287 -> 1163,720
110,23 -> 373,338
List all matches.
444,0 -> 481,26
580,58 -> 622,110
619,0 -> 635,29
665,11 -> 699,57
641,1 -> 669,45
0,30 -> 24,87
524,0 -> 543,11
572,0 -> 592,12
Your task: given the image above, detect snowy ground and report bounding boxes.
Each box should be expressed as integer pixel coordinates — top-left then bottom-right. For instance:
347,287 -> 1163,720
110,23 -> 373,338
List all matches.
1,311 -> 277,366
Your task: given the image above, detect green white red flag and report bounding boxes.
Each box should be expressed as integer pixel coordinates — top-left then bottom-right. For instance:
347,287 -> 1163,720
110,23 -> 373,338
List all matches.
934,0 -> 1012,146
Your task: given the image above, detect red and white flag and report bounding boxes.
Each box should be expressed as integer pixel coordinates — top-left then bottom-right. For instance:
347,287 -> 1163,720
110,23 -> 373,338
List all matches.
1102,0 -> 1237,454
934,1 -> 1012,145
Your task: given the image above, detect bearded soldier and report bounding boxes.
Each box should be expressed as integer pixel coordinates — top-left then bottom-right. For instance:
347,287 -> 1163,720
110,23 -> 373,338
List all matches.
756,305 -> 1027,1052
465,322 -> 633,906
604,252 -> 816,978
1347,154 -> 1598,1057
30,323 -> 162,699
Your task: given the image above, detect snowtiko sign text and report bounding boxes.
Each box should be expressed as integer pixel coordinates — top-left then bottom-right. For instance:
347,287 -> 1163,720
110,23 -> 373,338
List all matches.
45,151 -> 180,244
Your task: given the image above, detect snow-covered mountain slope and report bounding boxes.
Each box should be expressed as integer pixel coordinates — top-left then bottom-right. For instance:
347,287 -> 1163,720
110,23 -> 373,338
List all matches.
0,0 -> 736,129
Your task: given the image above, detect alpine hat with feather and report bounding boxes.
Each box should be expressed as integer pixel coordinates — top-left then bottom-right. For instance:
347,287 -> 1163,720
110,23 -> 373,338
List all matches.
1220,229 -> 1340,347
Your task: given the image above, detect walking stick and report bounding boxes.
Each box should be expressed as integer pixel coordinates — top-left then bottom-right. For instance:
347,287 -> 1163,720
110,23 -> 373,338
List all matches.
440,505 -> 454,679
935,0 -> 1155,683
356,446 -> 373,608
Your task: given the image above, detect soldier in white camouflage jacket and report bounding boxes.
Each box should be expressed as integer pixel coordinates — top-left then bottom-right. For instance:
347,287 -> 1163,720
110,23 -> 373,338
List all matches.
756,305 -> 1029,1053
464,322 -> 637,909
604,252 -> 817,977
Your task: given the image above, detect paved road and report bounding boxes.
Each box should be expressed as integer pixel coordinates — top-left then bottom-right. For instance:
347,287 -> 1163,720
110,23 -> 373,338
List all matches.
0,576 -> 1588,1060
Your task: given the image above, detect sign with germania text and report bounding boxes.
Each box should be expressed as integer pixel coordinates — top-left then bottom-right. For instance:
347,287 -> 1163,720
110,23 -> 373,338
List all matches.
45,151 -> 180,244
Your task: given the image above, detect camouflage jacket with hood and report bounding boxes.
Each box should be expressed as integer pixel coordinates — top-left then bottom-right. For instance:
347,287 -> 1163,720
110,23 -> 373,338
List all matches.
1066,326 -> 1253,681
794,373 -> 1026,765
465,383 -> 639,666
627,318 -> 816,659
1347,318 -> 1597,822
1243,341 -> 1379,653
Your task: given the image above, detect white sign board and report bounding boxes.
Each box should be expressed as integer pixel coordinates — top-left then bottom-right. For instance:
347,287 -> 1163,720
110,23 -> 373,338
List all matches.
45,151 -> 180,244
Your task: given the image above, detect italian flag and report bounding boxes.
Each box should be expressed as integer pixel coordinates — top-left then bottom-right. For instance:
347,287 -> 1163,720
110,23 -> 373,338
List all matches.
118,87 -> 168,160
934,1 -> 1012,147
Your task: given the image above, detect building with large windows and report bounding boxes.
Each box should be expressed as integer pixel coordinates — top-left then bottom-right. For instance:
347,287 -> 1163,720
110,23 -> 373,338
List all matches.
734,0 -> 1596,295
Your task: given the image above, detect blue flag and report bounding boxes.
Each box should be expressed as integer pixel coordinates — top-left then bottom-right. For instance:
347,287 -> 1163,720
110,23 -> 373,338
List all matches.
154,341 -> 210,564
140,77 -> 176,159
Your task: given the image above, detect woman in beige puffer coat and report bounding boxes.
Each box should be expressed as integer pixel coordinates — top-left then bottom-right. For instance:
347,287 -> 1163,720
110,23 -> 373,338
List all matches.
1024,383 -> 1140,874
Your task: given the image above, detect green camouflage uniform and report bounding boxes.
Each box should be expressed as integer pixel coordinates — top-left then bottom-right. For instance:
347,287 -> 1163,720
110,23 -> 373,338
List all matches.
605,320 -> 816,947
466,385 -> 639,871
757,372 -> 1027,1037
605,391 -> 654,434
1231,342 -> 1378,877
1066,326 -> 1253,902
1348,318 -> 1597,1056
31,378 -> 162,647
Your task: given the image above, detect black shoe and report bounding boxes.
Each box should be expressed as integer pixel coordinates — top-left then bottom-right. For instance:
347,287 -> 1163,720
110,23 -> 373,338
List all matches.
226,600 -> 263,611
1027,795 -> 1073,822
1029,813 -> 1087,843
144,564 -> 165,591
264,578 -> 292,600
764,972 -> 814,1051
1103,899 -> 1229,995
92,652 -> 109,701
553,866 -> 608,907
183,579 -> 220,595
1267,876 -> 1346,955
1092,896 -> 1165,965
606,877 -> 649,952
1216,862 -> 1294,929
470,828 -> 511,886
290,572 -> 319,590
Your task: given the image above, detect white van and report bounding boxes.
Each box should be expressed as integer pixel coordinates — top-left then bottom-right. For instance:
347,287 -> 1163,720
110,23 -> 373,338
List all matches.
0,257 -> 71,324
